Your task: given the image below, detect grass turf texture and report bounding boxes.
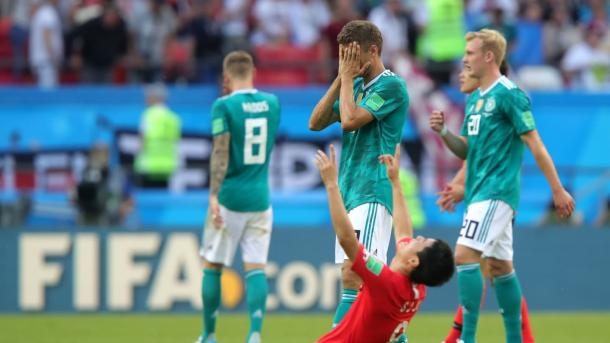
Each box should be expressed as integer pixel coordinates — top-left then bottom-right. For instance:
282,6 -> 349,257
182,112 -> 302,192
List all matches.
0,313 -> 608,342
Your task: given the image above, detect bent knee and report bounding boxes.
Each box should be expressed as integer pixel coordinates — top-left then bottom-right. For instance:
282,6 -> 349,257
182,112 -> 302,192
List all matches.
454,245 -> 481,266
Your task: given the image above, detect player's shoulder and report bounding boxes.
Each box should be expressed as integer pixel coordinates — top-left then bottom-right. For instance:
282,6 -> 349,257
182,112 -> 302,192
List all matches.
256,90 -> 280,105
378,70 -> 406,89
494,76 -> 530,103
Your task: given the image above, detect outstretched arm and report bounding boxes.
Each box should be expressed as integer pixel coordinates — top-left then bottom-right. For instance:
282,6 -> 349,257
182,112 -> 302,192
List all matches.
430,110 -> 468,159
309,76 -> 341,131
315,145 -> 359,261
521,129 -> 575,218
436,161 -> 466,213
379,144 -> 412,241
208,133 -> 230,227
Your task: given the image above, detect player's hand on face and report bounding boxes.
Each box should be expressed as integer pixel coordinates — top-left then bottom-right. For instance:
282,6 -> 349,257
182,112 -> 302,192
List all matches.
339,42 -> 368,80
429,110 -> 445,133
315,144 -> 338,187
209,194 -> 224,229
378,144 -> 401,183
553,188 -> 575,218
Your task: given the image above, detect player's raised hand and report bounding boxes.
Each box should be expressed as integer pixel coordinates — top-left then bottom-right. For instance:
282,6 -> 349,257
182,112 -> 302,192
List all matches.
430,110 -> 445,133
208,194 -> 224,229
553,188 -> 576,218
436,184 -> 465,213
339,42 -> 366,80
378,144 -> 401,183
315,144 -> 338,187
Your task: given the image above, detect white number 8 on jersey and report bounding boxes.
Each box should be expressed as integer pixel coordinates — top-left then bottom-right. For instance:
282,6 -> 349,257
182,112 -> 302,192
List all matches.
244,118 -> 268,164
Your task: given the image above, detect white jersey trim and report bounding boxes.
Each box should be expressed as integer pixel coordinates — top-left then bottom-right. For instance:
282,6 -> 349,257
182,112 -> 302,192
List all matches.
362,69 -> 393,90
479,76 -> 503,96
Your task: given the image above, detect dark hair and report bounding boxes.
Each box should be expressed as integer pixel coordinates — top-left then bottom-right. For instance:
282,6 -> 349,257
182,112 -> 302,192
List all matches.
410,240 -> 454,287
337,20 -> 383,55
500,59 -> 509,76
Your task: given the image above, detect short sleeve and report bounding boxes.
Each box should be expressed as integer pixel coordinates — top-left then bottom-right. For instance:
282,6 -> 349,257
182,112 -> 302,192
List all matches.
211,99 -> 229,136
504,90 -> 536,135
351,244 -> 390,285
358,79 -> 406,121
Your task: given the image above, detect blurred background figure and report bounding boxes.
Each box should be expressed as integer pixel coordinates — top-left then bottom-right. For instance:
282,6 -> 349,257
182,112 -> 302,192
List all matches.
129,0 -> 177,83
29,0 -> 63,88
414,0 -> 464,86
68,2 -> 128,84
72,143 -> 133,226
561,20 -> 610,90
8,0 -> 32,81
135,84 -> 181,189
250,0 -> 292,46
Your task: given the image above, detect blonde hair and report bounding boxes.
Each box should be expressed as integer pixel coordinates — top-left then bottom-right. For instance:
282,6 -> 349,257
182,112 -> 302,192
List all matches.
465,29 -> 507,66
223,51 -> 254,79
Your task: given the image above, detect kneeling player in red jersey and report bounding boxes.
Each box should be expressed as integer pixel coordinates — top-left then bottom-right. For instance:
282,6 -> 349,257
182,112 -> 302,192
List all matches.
315,144 -> 455,343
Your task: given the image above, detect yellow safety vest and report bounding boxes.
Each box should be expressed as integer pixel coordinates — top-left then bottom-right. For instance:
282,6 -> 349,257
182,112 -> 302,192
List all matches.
135,105 -> 181,177
421,0 -> 465,62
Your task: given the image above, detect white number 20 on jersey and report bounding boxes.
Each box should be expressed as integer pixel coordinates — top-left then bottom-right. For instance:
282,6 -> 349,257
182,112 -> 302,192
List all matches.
244,118 -> 268,165
467,114 -> 481,135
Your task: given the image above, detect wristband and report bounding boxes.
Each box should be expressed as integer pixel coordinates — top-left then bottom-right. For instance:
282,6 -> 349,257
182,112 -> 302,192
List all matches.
440,126 -> 448,137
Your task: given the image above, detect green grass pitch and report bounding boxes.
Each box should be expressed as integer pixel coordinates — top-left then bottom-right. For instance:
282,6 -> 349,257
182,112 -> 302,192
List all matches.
1,312 -> 609,342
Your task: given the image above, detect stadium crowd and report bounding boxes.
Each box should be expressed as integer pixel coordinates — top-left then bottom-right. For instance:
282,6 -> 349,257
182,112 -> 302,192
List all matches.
0,0 -> 609,89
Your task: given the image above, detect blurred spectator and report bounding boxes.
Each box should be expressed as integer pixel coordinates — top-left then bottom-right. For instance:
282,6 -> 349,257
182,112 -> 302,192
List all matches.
414,0 -> 464,86
8,0 -> 33,81
72,143 -> 133,226
467,0 -> 518,22
477,6 -> 517,52
175,0 -> 223,83
251,0 -> 292,46
29,0 -> 64,89
220,0 -> 252,52
578,0 -> 610,26
321,0 -> 360,77
135,84 -> 181,189
129,0 -> 177,83
356,0 -> 383,18
511,1 -> 543,68
368,0 -> 409,65
399,168 -> 426,229
543,3 -> 581,67
69,3 -> 128,84
561,21 -> 610,90
290,0 -> 331,47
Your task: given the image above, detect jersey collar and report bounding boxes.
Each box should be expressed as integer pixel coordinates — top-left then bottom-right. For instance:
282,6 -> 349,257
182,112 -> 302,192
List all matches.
362,69 -> 389,90
479,76 -> 504,96
230,89 -> 258,96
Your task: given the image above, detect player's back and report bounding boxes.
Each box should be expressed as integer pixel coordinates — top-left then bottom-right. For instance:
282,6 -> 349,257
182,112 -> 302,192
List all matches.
212,89 -> 280,212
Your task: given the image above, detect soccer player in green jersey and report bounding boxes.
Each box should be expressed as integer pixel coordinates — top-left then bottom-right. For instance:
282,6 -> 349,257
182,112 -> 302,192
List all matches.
197,51 -> 280,343
430,29 -> 575,343
309,20 -> 409,328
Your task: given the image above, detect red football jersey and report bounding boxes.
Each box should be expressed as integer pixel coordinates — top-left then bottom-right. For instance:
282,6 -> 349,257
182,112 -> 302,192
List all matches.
317,240 -> 426,343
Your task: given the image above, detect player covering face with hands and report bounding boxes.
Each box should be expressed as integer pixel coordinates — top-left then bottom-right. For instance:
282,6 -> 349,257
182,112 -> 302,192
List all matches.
314,144 -> 454,343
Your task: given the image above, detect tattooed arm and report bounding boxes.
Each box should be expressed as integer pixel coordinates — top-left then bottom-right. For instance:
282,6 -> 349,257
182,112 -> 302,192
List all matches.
209,133 -> 230,228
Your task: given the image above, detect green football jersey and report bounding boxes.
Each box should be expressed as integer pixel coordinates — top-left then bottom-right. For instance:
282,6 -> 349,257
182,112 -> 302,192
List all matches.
333,70 -> 409,212
461,76 -> 536,211
211,89 -> 280,212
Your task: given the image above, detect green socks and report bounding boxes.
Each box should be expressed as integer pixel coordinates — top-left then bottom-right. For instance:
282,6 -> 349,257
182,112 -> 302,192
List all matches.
494,271 -> 523,343
201,268 -> 221,340
457,263 -> 484,343
332,288 -> 358,327
246,269 -> 268,342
